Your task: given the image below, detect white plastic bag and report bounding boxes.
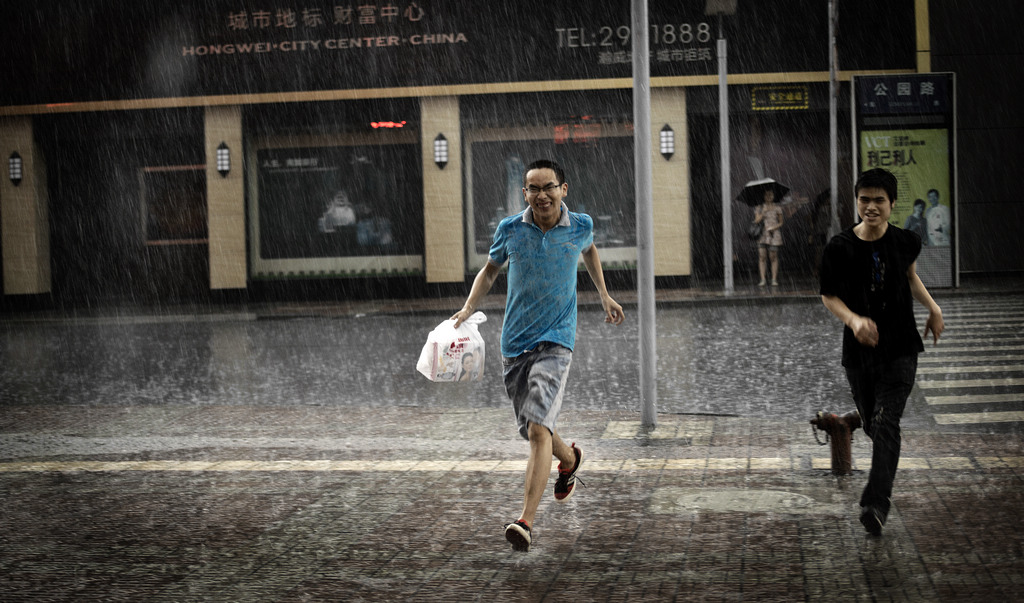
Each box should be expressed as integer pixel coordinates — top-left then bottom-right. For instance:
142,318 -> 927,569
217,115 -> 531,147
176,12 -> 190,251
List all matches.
416,312 -> 487,382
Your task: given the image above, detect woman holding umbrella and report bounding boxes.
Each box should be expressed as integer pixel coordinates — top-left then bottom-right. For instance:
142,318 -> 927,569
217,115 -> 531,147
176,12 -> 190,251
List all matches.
749,181 -> 785,286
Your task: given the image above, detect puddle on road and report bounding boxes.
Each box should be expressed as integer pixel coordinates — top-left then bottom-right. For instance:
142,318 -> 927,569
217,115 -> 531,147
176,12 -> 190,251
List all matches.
650,487 -> 845,515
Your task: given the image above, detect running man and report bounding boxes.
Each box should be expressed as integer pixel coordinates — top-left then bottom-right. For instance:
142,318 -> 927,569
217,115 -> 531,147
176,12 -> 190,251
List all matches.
451,159 -> 624,551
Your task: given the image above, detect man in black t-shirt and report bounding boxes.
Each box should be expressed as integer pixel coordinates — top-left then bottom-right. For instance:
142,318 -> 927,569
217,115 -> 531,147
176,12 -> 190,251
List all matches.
820,168 -> 945,536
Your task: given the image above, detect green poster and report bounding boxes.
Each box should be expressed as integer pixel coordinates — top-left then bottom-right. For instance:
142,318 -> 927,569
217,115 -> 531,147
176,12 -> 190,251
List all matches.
860,129 -> 951,247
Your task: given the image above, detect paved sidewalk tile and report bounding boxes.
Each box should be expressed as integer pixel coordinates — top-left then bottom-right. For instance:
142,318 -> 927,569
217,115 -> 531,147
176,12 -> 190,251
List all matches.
1,406 -> 1022,601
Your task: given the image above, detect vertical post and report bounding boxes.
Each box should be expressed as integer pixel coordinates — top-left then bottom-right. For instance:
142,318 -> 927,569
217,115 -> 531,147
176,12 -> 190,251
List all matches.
632,0 -> 657,428
717,20 -> 733,294
828,0 -> 840,238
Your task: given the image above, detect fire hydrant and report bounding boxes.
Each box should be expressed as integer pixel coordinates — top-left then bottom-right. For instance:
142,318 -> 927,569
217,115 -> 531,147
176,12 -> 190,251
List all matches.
810,410 -> 862,475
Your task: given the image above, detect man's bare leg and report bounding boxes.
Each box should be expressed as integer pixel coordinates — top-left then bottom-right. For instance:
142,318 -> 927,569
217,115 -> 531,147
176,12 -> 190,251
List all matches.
519,423 -> 552,527
550,429 -> 576,467
519,424 -> 577,526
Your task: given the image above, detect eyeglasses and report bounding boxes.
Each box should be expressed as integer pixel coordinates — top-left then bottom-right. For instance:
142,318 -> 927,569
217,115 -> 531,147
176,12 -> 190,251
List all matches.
525,183 -> 562,196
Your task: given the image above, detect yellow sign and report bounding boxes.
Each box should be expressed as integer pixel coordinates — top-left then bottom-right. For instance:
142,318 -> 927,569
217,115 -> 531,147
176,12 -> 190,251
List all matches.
751,85 -> 809,111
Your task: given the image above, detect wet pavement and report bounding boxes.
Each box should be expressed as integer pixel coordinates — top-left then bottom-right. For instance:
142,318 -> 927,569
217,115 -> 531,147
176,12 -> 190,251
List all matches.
2,277 -> 1023,601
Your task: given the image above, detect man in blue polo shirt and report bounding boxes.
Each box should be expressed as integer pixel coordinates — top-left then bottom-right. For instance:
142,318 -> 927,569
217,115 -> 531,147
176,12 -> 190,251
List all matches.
451,159 -> 624,552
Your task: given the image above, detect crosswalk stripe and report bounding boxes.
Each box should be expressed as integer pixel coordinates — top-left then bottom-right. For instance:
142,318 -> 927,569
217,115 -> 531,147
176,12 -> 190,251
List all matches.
917,364 -> 1024,375
916,297 -> 1024,425
937,323 -> 1024,329
920,355 -> 1024,364
922,344 -> 1024,353
942,325 -> 1024,331
925,393 -> 1024,405
936,300 -> 1024,306
931,300 -> 1022,305
933,411 -> 1024,425
933,326 -> 1024,332
935,311 -> 1024,317
943,318 -> 1024,323
931,336 -> 1024,343
934,331 -> 1024,336
935,317 -> 1024,325
918,377 -> 1024,389
925,310 -> 1024,317
932,306 -> 1024,312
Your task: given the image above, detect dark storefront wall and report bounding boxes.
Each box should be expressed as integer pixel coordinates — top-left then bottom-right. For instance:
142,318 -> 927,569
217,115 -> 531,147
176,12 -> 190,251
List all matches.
2,1 -> 914,107
37,110 -> 208,305
929,0 -> 1024,273
1,0 -> 931,306
30,86 -> 861,304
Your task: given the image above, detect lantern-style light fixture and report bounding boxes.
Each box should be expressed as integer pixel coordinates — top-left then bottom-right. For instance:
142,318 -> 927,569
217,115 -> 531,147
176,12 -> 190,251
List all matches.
433,134 -> 448,169
659,125 -> 675,160
8,151 -> 22,186
216,142 -> 230,177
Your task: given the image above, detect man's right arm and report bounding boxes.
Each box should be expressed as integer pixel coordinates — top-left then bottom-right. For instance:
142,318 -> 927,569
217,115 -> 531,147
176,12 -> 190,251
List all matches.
822,294 -> 879,348
452,261 -> 501,328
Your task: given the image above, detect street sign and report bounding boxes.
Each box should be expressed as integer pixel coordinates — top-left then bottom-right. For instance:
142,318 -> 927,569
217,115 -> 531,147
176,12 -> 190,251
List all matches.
751,85 -> 810,111
853,73 -> 957,288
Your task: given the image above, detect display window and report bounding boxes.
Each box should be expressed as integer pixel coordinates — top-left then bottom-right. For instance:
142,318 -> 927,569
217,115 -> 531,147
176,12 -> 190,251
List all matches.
464,123 -> 637,271
247,117 -> 423,280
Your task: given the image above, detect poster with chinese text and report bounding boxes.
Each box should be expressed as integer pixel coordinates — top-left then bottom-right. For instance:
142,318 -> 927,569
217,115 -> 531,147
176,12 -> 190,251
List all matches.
859,128 -> 951,247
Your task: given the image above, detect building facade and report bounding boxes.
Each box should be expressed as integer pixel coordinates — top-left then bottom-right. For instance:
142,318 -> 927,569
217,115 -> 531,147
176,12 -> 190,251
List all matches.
0,0 -> 1019,307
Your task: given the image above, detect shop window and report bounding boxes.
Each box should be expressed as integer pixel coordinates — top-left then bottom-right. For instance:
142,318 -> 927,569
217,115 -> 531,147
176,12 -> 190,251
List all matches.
467,129 -> 636,261
257,143 -> 422,259
246,99 -> 424,280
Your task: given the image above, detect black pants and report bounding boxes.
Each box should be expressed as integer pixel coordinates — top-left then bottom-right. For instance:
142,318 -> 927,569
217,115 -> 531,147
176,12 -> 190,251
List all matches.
845,355 -> 918,519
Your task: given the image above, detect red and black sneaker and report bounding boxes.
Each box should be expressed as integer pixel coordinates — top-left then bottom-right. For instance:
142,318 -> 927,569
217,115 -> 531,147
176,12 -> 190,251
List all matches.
554,443 -> 584,502
504,520 -> 532,552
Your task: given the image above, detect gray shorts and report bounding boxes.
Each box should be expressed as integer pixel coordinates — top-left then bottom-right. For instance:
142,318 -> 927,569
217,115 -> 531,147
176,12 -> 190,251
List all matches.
501,342 -> 573,440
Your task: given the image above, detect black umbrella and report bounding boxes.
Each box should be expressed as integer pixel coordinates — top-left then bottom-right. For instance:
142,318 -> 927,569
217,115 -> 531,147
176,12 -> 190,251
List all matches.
737,178 -> 790,206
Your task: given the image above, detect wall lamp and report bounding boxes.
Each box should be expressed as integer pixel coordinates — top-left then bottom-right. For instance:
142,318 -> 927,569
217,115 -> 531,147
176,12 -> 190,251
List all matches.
433,134 -> 448,169
659,125 -> 675,160
9,151 -> 22,186
216,142 -> 230,177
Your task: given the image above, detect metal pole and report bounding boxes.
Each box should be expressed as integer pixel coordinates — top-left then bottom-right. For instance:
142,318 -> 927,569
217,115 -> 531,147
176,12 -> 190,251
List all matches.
828,0 -> 840,238
632,0 -> 657,428
718,19 -> 733,294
